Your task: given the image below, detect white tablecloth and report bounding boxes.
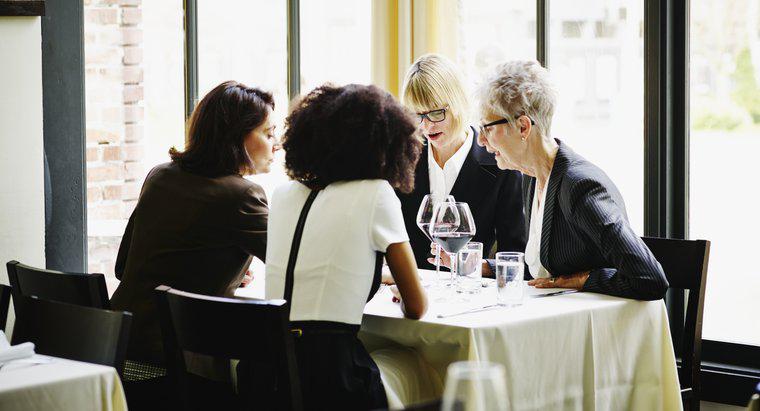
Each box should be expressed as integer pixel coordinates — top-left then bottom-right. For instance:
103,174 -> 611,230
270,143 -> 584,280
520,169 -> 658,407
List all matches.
360,270 -> 683,411
0,355 -> 127,411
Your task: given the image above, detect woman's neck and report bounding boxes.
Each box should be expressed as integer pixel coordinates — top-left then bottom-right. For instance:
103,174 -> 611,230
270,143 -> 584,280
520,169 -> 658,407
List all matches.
431,130 -> 467,169
525,135 -> 559,192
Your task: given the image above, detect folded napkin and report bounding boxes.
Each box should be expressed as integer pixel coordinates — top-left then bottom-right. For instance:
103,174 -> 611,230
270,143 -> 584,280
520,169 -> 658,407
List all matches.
0,330 -> 35,365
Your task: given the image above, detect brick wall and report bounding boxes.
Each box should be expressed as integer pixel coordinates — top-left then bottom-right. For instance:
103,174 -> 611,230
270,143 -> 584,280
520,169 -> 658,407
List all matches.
84,0 -> 144,277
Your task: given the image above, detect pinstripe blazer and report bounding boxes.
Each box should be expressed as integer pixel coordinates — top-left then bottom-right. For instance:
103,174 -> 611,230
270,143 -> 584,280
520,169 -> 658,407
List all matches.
526,140 -> 668,300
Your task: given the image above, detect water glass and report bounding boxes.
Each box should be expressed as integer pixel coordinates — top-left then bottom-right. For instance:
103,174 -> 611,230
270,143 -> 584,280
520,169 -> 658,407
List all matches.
457,242 -> 482,294
495,252 -> 524,307
441,361 -> 508,411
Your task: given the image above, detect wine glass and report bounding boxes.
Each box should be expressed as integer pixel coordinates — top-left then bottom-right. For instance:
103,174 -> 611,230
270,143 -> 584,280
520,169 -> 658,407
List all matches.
416,194 -> 455,288
429,202 -> 476,289
441,361 -> 508,411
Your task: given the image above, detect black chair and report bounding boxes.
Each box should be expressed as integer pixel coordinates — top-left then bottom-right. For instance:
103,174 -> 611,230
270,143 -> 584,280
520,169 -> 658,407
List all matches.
6,260 -> 110,308
154,285 -> 302,411
642,237 -> 710,411
0,284 -> 10,332
11,295 -> 132,376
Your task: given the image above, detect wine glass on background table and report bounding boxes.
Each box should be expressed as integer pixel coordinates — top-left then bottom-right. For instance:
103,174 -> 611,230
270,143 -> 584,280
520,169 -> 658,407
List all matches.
416,194 -> 455,288
441,361 -> 508,411
429,202 -> 476,289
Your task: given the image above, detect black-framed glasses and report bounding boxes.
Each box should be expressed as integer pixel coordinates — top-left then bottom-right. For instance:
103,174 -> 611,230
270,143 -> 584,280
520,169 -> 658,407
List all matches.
417,108 -> 446,124
480,114 -> 536,134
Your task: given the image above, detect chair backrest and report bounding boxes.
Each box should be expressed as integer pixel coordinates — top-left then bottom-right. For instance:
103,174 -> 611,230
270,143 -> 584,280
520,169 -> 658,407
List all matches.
0,284 -> 10,332
6,260 -> 110,309
642,237 -> 710,398
154,285 -> 302,411
11,295 -> 132,375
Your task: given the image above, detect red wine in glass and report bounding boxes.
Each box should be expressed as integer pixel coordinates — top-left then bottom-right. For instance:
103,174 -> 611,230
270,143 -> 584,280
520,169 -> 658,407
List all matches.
432,232 -> 474,254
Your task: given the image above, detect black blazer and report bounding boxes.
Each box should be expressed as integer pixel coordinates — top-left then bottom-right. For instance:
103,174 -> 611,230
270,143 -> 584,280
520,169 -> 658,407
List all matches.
526,140 -> 668,300
398,128 -> 526,268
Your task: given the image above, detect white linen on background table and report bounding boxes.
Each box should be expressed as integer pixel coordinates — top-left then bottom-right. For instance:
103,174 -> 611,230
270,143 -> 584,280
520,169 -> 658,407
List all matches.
361,269 -> 682,411
0,355 -> 127,411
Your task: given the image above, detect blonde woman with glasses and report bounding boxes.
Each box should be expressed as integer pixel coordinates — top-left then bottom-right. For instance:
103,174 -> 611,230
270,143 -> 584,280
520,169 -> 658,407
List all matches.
396,54 -> 526,276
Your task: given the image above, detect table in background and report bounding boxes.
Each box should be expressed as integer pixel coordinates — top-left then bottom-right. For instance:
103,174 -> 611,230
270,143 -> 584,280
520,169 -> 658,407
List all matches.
360,269 -> 683,411
0,355 -> 127,411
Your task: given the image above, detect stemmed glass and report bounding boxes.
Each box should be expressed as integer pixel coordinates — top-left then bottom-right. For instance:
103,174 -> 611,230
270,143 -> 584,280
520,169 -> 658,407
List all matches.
429,202 -> 476,289
416,194 -> 455,288
441,361 -> 508,411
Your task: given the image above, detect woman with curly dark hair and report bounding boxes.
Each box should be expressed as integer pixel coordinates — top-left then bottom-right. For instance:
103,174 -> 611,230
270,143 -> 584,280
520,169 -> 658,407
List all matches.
241,84 -> 427,410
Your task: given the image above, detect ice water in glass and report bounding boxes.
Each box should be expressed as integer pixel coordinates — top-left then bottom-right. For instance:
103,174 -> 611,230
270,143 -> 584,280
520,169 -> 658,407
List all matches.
457,242 -> 483,294
495,252 -> 524,307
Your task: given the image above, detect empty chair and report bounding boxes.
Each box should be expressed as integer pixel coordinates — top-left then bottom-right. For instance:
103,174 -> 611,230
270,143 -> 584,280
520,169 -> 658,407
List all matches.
6,260 -> 109,308
154,285 -> 302,411
11,295 -> 131,375
642,237 -> 710,411
0,284 -> 10,332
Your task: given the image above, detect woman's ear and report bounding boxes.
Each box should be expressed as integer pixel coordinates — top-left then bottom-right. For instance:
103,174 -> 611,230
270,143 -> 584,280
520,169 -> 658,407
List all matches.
519,116 -> 532,138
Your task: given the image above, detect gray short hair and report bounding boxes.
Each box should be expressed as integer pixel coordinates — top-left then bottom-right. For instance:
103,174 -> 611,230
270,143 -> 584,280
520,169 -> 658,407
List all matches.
477,60 -> 556,137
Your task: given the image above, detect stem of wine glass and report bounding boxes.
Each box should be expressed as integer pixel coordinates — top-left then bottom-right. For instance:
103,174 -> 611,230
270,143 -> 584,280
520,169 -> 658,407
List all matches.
449,252 -> 458,286
435,243 -> 441,286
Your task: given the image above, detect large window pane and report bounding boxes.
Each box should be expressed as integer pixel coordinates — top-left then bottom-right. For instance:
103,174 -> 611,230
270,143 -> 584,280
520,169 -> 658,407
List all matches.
550,1 -> 644,233
690,0 -> 760,345
300,0 -> 372,91
459,1 -> 536,90
85,0 -> 185,280
198,0 -> 288,199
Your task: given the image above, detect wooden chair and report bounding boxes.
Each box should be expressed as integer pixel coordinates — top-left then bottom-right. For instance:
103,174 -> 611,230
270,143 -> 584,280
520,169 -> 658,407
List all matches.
6,260 -> 110,308
154,285 -> 302,411
11,295 -> 132,376
642,237 -> 710,411
0,284 -> 10,332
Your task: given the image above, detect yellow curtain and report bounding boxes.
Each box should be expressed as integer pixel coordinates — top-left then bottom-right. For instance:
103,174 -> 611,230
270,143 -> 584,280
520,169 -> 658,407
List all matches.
371,0 -> 461,97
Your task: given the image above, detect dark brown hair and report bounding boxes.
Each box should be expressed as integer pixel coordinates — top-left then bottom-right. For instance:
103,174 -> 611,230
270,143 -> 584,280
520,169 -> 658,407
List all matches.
170,81 -> 274,176
282,84 -> 423,193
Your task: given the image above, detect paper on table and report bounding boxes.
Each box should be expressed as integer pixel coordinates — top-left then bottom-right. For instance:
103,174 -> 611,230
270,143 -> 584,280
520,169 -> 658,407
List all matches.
0,330 -> 36,365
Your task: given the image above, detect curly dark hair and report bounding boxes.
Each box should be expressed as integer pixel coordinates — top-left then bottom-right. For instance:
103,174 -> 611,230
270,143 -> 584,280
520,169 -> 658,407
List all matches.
170,81 -> 274,177
282,84 -> 423,193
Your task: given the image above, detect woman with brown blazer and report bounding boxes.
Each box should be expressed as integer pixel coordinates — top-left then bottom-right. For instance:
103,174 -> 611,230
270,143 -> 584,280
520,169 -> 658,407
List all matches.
109,81 -> 279,404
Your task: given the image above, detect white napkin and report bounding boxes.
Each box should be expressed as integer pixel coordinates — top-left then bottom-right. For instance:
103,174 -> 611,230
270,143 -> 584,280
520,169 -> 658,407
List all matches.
0,331 -> 35,365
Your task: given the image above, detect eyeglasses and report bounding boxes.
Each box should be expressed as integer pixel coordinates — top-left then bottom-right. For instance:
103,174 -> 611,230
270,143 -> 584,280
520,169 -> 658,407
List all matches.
480,115 -> 536,134
417,108 -> 447,124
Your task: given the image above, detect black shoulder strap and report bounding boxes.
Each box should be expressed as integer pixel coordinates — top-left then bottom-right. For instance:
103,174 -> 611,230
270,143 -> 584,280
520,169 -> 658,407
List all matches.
283,189 -> 321,316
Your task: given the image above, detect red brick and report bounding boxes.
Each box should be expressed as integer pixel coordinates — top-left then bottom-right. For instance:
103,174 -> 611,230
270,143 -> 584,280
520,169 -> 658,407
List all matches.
124,161 -> 144,180
103,145 -> 123,161
123,200 -> 138,218
119,0 -> 141,5
102,106 -> 124,123
85,8 -> 118,25
124,105 -> 144,123
121,8 -> 142,25
122,143 -> 143,161
125,124 -> 143,142
85,46 -> 120,65
123,85 -> 143,103
88,202 -> 123,220
122,46 -> 142,65
122,66 -> 143,84
103,185 -> 123,200
87,164 -> 124,182
86,129 -> 120,144
122,182 -> 141,200
120,28 -> 142,45
87,187 -> 103,203
86,147 -> 101,162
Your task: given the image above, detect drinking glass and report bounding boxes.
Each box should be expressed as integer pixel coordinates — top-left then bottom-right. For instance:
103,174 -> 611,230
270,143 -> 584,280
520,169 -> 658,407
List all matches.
416,194 -> 455,288
495,252 -> 525,307
429,202 -> 476,288
441,361 -> 508,411
457,242 -> 483,294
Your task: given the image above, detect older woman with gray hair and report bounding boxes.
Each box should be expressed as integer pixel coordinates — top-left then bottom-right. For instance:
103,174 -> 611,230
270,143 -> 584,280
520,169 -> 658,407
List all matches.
477,60 -> 668,300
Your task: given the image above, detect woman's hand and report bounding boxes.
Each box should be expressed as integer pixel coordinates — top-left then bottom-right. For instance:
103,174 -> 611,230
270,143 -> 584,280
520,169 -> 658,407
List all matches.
528,271 -> 589,290
425,242 -> 451,268
239,269 -> 254,287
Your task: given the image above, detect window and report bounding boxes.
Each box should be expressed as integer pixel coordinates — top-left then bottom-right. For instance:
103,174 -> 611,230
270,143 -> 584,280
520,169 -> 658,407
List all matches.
690,0 -> 760,346
84,0 -> 185,279
550,0 -> 644,233
300,0 -> 372,91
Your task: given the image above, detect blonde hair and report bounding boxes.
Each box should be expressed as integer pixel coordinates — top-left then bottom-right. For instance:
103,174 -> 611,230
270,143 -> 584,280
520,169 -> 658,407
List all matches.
401,54 -> 471,138
477,60 -> 556,137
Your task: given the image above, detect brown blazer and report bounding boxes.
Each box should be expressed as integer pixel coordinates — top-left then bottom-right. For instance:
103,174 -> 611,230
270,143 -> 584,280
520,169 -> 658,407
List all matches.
110,162 -> 268,364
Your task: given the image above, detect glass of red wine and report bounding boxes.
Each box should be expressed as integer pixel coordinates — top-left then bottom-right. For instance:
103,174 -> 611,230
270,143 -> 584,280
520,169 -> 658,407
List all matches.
416,194 -> 455,288
429,202 -> 476,289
